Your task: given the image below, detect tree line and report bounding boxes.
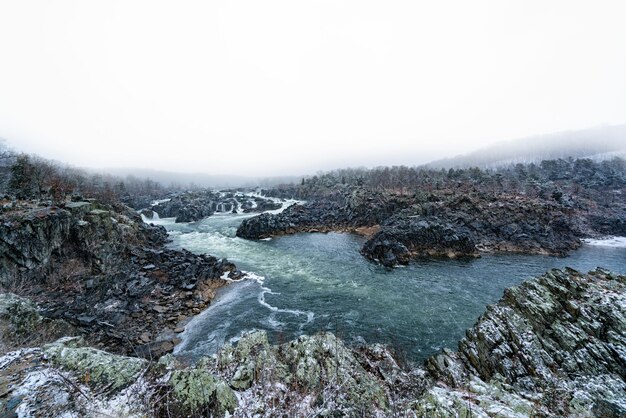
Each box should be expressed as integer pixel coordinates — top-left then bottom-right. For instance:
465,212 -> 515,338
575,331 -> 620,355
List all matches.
0,144 -> 179,208
275,157 -> 626,204
3,138 -> 624,209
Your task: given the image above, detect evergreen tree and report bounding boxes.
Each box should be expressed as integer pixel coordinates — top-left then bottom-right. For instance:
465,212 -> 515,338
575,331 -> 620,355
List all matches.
8,154 -> 39,198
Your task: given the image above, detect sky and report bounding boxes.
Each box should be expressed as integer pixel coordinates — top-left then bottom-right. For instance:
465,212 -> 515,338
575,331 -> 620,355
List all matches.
1,1 -> 625,176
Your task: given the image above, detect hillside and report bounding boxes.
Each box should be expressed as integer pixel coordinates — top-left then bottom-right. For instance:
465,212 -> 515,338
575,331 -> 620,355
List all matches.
428,125 -> 626,169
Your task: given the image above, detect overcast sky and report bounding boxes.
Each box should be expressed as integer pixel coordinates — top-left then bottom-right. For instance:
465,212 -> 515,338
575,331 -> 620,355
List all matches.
1,1 -> 625,176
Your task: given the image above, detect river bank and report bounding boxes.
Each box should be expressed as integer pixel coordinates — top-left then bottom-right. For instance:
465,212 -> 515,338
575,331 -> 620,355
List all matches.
2,267 -> 624,417
0,198 -> 243,358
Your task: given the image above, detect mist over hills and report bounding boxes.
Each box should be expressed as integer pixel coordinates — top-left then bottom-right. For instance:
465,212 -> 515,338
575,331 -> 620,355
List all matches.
427,125 -> 626,170
116,125 -> 626,187
4,124 -> 626,191
101,167 -> 301,189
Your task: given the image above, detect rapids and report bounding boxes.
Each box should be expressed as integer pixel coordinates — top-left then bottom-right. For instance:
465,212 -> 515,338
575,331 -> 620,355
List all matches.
145,209 -> 626,363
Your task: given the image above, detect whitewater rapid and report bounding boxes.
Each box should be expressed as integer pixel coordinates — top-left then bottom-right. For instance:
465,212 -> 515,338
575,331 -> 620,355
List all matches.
583,236 -> 626,248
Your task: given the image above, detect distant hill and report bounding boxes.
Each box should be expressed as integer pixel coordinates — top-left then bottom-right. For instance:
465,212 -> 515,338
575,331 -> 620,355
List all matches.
100,168 -> 301,189
427,125 -> 626,169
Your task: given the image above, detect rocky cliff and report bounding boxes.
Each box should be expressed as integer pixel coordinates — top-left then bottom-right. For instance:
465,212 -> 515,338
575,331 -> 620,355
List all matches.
0,198 -> 242,357
426,268 -> 626,417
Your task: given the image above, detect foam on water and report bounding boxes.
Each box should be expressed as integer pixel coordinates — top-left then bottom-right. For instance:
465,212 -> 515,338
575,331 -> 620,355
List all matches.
173,278 -> 260,358
583,236 -> 626,248
243,271 -> 315,328
258,285 -> 315,326
174,269 -> 314,359
142,215 -> 176,226
151,198 -> 171,206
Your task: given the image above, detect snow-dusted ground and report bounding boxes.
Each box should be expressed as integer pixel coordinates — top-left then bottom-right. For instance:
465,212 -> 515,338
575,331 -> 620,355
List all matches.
0,348 -> 150,417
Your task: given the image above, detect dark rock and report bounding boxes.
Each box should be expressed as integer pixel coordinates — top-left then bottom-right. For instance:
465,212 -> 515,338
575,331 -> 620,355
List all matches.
135,338 -> 178,359
77,316 -> 96,326
152,306 -> 167,314
236,190 -> 402,239
427,268 -> 626,415
362,216 -> 478,266
0,197 -> 237,358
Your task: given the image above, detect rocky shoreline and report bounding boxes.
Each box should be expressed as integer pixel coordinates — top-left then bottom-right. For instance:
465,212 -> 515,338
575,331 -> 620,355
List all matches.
236,189 -> 408,239
237,157 -> 626,267
0,198 -> 244,357
236,189 -> 622,267
1,267 -> 624,417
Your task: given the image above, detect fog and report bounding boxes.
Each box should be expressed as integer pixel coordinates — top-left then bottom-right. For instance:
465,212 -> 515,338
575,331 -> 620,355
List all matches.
1,1 -> 625,176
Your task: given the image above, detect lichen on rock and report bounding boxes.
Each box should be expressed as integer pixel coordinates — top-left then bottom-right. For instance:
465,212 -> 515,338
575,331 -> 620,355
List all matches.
44,336 -> 147,392
0,293 -> 41,337
212,330 -> 415,416
2,268 -> 625,417
428,268 -> 626,417
162,359 -> 237,416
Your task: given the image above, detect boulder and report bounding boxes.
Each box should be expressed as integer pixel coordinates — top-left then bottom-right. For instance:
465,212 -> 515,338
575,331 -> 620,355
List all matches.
0,293 -> 41,337
362,216 -> 478,267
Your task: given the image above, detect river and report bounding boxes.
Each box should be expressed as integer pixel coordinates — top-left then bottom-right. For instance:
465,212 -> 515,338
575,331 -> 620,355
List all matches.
144,209 -> 626,364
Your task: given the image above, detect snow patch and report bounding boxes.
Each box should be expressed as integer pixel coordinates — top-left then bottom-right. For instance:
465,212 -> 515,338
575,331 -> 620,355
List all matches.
0,348 -> 38,369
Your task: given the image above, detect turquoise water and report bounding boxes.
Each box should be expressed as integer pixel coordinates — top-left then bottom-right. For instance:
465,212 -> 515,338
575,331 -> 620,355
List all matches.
149,211 -> 626,364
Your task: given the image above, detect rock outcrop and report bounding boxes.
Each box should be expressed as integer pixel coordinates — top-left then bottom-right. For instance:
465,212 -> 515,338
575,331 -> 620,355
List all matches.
0,330 -> 425,417
0,199 -> 243,357
361,195 -> 583,266
164,360 -> 238,417
44,336 -> 148,392
361,216 -> 479,267
210,330 -> 426,416
236,202 -> 348,239
238,190 -> 598,266
0,200 -> 165,284
427,268 -> 626,417
237,189 -> 407,239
